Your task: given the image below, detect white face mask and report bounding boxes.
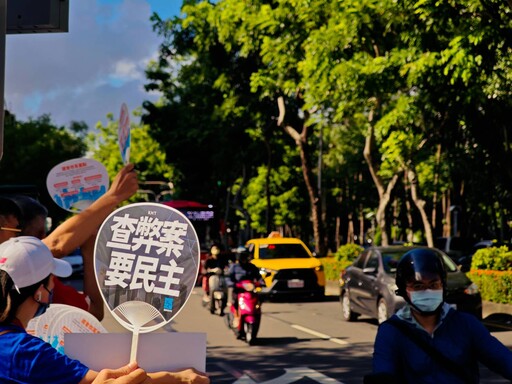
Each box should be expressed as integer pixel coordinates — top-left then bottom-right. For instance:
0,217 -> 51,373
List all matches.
409,289 -> 443,312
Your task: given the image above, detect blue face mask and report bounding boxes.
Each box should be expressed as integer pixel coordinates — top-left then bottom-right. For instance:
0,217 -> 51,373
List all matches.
34,288 -> 53,318
409,289 -> 443,313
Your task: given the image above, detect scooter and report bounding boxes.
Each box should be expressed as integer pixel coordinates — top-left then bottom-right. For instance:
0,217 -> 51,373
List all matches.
201,267 -> 228,316
225,280 -> 262,345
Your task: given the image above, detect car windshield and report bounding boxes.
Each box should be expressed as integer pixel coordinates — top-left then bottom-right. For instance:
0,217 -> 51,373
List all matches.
381,248 -> 458,274
381,252 -> 404,274
258,243 -> 311,259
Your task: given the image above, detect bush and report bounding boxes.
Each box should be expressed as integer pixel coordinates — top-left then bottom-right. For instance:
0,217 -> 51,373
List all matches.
471,246 -> 512,271
468,245 -> 512,304
320,243 -> 364,281
321,257 -> 345,281
333,243 -> 364,263
467,270 -> 512,304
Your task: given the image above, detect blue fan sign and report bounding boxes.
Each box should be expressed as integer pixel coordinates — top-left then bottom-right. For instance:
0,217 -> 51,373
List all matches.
94,203 -> 200,332
118,103 -> 131,165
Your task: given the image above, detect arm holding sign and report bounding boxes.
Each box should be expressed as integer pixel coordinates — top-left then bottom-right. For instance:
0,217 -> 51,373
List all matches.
44,163 -> 139,258
147,368 -> 210,384
43,163 -> 138,321
84,366 -> 209,384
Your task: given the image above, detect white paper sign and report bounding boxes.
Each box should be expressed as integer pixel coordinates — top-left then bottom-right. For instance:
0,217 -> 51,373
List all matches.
46,158 -> 109,213
65,332 -> 206,372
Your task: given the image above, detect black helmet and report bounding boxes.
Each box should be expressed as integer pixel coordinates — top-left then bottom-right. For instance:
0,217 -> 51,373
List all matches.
235,246 -> 250,263
396,248 -> 447,299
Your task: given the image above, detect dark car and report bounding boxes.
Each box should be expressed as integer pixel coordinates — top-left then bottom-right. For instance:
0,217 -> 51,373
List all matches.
339,246 -> 482,324
434,236 -> 475,262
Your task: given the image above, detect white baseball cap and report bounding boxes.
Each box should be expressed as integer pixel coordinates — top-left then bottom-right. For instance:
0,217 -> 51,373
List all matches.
0,236 -> 72,291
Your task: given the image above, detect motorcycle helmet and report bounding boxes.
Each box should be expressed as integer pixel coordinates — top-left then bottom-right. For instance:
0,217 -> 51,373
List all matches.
235,246 -> 251,263
395,248 -> 447,314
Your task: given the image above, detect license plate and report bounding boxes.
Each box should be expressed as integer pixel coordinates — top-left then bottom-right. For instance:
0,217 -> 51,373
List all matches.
288,279 -> 304,288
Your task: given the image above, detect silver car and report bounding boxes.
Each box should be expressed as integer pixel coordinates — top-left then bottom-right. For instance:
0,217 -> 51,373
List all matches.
339,246 -> 482,324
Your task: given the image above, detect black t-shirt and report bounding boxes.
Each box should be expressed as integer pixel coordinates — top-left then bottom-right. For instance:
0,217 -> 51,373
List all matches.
204,256 -> 227,271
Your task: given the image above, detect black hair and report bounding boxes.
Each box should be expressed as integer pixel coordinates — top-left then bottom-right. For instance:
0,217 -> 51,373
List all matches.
10,196 -> 48,228
0,196 -> 22,223
0,270 -> 50,325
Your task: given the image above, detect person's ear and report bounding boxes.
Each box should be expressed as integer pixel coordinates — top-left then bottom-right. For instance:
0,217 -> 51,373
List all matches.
35,291 -> 42,302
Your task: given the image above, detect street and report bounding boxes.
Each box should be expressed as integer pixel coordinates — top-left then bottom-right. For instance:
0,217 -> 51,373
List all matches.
164,288 -> 512,383
62,276 -> 512,383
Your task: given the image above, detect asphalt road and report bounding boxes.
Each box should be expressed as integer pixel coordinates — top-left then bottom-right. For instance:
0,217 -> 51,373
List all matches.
62,276 -> 512,383
101,286 -> 512,383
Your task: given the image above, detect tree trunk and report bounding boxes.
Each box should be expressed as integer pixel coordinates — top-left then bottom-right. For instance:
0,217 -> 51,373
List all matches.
363,120 -> 399,246
264,135 -> 272,234
443,192 -> 451,237
359,204 -> 365,246
347,212 -> 354,244
277,96 -> 326,255
407,167 -> 434,247
403,172 -> 414,243
431,144 -> 442,232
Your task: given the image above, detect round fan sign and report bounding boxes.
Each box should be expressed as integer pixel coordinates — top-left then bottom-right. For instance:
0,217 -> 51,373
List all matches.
94,203 -> 200,360
46,158 -> 109,213
118,103 -> 131,165
27,304 -> 106,354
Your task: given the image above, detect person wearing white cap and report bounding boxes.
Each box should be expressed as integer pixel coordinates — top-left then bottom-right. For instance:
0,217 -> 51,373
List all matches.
0,236 -> 209,384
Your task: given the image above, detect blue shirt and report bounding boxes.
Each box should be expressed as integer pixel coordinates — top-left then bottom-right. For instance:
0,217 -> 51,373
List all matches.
0,324 -> 89,384
373,304 -> 512,383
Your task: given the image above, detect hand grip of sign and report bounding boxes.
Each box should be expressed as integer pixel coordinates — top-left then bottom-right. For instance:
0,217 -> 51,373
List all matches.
115,301 -> 164,362
130,329 -> 140,364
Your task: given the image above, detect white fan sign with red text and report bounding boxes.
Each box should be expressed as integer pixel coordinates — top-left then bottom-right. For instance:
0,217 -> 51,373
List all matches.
46,158 -> 109,213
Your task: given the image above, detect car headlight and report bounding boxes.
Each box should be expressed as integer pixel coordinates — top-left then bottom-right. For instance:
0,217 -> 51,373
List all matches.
464,282 -> 479,295
259,268 -> 277,277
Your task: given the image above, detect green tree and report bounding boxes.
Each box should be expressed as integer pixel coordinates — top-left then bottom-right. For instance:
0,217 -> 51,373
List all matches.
0,111 -> 87,225
86,111 -> 175,200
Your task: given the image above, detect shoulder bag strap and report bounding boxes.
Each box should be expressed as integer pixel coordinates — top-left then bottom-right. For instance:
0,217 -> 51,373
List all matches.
386,317 -> 473,384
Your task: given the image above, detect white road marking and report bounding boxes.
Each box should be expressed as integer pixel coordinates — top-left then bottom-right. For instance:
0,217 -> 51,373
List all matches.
233,367 -> 345,383
216,361 -> 244,379
291,324 -> 349,345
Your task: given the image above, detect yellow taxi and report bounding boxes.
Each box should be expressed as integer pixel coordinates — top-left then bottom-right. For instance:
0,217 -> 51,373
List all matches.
246,234 -> 325,299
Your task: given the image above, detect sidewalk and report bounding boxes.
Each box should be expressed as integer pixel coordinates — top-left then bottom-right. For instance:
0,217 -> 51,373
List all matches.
325,280 -> 512,319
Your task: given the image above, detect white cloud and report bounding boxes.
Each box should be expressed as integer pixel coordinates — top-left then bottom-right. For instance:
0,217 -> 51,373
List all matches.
5,0 -> 166,129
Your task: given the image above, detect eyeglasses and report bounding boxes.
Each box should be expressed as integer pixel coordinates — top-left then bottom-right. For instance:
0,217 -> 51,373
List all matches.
406,280 -> 443,291
0,226 -> 21,233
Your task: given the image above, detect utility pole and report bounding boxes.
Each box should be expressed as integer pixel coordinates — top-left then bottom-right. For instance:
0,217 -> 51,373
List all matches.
0,0 -> 6,161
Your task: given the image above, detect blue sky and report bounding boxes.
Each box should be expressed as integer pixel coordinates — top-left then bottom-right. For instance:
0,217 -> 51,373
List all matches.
5,0 -> 183,130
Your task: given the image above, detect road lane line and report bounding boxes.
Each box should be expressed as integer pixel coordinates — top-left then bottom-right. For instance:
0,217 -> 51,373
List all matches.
291,324 -> 349,345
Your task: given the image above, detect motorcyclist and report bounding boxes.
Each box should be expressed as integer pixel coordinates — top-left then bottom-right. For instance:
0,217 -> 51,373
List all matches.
202,245 -> 226,301
367,248 -> 512,383
227,247 -> 264,327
